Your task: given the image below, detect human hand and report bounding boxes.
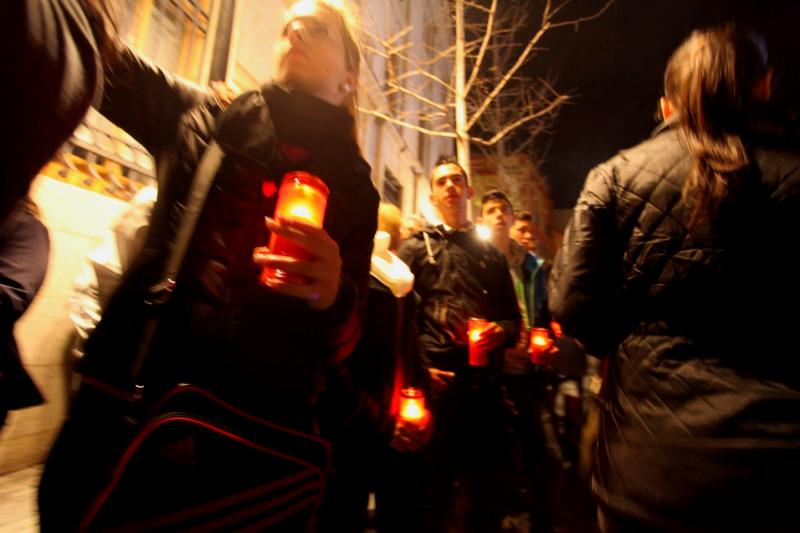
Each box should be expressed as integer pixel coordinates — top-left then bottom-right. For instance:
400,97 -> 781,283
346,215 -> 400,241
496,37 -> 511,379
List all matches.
209,80 -> 240,107
475,322 -> 506,352
253,217 -> 342,310
390,411 -> 434,453
428,368 -> 455,394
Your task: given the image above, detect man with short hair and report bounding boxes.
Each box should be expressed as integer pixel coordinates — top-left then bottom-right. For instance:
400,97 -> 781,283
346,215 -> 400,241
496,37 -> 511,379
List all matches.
398,156 -> 520,532
510,210 -> 538,253
479,189 -> 560,531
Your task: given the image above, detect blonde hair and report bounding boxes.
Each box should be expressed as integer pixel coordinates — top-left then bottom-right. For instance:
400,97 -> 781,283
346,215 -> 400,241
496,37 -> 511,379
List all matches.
377,203 -> 403,250
287,0 -> 362,146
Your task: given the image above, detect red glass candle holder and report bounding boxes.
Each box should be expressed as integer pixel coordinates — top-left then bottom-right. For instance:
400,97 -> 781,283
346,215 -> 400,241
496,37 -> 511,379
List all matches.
399,387 -> 426,423
468,317 -> 490,367
260,171 -> 329,285
529,327 -> 555,366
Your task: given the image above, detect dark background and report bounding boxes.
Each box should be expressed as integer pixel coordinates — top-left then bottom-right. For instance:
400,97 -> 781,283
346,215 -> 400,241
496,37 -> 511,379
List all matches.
529,0 -> 800,208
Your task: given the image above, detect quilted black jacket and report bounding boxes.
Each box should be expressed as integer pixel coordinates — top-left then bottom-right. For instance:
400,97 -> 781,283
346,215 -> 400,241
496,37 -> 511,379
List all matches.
550,121 -> 800,530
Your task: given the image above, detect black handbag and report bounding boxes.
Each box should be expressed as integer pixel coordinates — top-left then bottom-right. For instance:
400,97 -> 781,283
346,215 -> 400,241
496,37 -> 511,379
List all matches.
76,383 -> 331,532
48,141 -> 331,532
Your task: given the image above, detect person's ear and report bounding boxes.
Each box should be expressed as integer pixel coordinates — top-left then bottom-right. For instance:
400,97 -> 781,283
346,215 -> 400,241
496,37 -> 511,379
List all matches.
660,96 -> 674,121
340,73 -> 357,98
753,69 -> 773,101
467,186 -> 475,200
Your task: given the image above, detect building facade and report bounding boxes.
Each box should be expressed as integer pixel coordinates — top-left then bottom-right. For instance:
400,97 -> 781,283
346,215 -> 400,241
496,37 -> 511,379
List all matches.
0,0 -> 454,473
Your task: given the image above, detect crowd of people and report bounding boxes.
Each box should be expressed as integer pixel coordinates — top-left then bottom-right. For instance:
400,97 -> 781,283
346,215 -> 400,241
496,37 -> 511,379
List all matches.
1,1 -> 799,531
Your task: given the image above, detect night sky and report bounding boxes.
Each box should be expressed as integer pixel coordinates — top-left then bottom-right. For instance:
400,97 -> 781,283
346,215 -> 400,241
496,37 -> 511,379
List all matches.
531,0 -> 800,208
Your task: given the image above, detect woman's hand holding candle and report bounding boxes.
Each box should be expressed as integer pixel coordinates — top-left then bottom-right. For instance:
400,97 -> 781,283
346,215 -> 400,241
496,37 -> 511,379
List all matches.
391,411 -> 434,453
253,217 -> 342,310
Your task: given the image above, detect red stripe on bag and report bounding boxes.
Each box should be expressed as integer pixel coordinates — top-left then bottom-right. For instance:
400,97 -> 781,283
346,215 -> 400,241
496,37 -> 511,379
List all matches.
238,495 -> 321,533
79,415 -> 326,532
105,472 -> 319,532
181,480 -> 321,531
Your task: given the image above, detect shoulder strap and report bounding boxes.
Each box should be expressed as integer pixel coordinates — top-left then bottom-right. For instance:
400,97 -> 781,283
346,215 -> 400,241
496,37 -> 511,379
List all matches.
129,141 -> 224,384
165,141 -> 223,282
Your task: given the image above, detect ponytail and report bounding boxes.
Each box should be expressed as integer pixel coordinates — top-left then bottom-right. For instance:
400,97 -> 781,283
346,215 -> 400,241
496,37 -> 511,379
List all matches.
664,26 -> 768,227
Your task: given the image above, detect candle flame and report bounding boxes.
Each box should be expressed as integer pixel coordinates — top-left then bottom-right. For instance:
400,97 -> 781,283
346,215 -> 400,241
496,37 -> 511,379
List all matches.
533,335 -> 549,347
401,400 -> 425,421
288,203 -> 314,221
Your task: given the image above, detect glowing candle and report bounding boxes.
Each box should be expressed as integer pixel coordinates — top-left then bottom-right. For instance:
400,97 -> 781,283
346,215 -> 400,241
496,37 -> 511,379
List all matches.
261,171 -> 329,285
467,317 -> 490,367
529,327 -> 555,366
399,387 -> 427,423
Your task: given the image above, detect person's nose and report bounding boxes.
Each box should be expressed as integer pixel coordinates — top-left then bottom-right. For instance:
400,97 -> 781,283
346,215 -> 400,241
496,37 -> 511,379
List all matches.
286,20 -> 306,45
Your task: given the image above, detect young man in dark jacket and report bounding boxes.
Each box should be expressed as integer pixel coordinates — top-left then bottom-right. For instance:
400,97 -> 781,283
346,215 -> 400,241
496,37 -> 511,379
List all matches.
479,190 -> 561,531
398,156 -> 520,532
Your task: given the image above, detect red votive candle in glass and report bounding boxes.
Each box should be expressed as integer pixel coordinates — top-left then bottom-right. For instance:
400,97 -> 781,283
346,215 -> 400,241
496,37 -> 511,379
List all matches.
260,171 -> 329,285
468,317 -> 491,367
529,327 -> 555,366
399,387 -> 426,423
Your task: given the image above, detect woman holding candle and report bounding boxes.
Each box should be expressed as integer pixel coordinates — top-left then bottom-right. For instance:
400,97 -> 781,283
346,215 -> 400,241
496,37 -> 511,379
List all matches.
39,1 -> 379,529
549,26 -> 800,531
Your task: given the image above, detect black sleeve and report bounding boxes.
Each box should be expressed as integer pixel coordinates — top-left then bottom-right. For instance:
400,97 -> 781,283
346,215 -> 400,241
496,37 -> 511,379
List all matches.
548,163 -> 624,355
99,46 -> 208,157
0,207 -> 50,325
1,0 -> 101,223
317,184 -> 379,363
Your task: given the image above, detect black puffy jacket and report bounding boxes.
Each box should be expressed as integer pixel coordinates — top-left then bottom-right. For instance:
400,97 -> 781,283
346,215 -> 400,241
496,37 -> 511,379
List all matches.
80,48 -> 378,418
550,121 -> 800,530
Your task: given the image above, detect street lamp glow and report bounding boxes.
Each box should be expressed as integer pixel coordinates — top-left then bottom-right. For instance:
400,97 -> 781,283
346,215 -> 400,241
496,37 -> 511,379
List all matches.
476,224 -> 491,240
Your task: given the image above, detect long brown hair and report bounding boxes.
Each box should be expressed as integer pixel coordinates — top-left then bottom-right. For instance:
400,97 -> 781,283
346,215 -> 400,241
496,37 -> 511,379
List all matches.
664,26 -> 769,226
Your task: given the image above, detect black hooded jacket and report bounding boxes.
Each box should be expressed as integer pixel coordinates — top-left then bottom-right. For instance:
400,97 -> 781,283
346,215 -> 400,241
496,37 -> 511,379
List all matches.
398,224 -> 520,373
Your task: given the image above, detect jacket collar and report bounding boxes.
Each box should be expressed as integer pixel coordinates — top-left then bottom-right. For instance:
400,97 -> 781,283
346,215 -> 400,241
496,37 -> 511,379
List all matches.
213,84 -> 366,189
651,117 -> 679,138
262,84 -> 355,151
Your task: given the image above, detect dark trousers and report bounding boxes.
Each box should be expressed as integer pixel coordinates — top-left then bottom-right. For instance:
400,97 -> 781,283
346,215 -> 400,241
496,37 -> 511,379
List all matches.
318,414 -> 426,532
420,372 -> 512,532
502,371 -> 563,532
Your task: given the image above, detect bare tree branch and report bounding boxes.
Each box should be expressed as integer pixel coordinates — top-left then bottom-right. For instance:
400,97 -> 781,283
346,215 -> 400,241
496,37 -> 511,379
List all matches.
463,0 -> 491,14
464,0 -> 497,96
471,94 -> 569,146
549,0 -> 615,29
386,41 -> 413,57
395,69 -> 455,94
358,107 -> 458,138
549,0 -> 573,20
385,25 -> 413,46
362,43 -> 389,59
467,0 -> 613,129
386,80 -> 449,112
